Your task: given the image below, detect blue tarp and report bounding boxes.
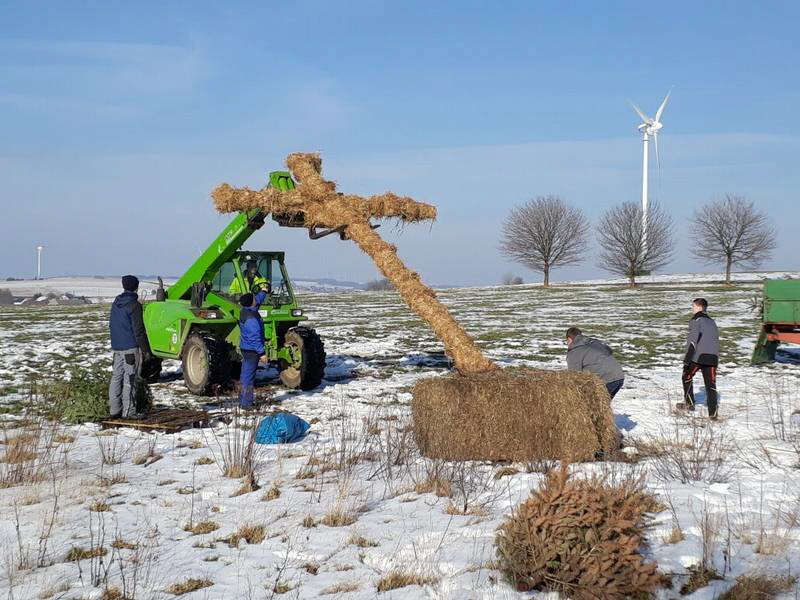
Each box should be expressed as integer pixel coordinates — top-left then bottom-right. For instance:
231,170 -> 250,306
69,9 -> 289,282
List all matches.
255,413 -> 310,444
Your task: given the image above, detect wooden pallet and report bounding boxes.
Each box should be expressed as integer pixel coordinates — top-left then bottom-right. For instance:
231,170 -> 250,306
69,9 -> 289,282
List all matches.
101,408 -> 214,432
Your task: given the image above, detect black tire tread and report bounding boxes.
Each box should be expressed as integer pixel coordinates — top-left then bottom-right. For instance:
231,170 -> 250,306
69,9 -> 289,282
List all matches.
183,332 -> 233,396
285,326 -> 326,391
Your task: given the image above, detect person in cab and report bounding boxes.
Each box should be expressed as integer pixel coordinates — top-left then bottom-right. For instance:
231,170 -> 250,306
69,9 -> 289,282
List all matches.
229,259 -> 269,295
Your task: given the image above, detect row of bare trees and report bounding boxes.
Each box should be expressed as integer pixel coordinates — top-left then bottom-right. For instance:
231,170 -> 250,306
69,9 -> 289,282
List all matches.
499,195 -> 776,287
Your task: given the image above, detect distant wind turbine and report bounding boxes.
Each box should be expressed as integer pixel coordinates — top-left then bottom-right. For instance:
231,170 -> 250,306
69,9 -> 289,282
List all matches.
629,90 -> 670,249
36,245 -> 44,280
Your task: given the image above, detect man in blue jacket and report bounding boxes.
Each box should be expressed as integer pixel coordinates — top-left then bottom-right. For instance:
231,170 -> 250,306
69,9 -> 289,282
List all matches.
238,287 -> 268,409
108,275 -> 152,418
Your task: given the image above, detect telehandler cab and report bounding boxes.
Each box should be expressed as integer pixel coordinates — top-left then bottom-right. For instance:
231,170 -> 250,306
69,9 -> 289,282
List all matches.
142,172 -> 326,395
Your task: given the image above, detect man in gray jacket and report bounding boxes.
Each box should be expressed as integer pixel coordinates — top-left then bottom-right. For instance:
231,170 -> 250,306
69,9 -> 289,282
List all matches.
565,327 -> 625,398
676,297 -> 719,419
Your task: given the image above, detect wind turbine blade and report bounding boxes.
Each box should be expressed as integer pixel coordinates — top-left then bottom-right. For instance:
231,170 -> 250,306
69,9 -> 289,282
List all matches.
654,89 -> 671,123
629,101 -> 652,124
654,132 -> 662,176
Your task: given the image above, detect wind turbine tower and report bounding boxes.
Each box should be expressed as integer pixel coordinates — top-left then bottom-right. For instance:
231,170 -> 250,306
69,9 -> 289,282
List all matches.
630,91 -> 670,249
36,245 -> 44,280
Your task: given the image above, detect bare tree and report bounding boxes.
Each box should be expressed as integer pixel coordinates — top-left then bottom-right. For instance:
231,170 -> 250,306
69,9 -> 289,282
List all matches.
501,273 -> 524,286
597,201 -> 674,286
689,195 -> 776,285
499,196 -> 589,287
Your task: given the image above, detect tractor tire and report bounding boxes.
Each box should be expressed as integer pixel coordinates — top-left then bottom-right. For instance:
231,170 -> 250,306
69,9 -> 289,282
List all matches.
279,326 -> 326,391
182,332 -> 232,396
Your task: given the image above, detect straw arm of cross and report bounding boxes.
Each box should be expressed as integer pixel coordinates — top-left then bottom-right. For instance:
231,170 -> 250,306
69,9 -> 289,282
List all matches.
211,152 -> 496,375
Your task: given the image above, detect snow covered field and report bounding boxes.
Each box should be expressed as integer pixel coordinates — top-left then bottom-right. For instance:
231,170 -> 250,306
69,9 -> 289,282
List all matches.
0,276 -> 360,302
1,279 -> 800,599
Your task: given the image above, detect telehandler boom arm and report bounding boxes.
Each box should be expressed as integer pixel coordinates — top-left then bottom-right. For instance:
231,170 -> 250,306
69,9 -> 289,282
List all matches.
166,172 -> 296,300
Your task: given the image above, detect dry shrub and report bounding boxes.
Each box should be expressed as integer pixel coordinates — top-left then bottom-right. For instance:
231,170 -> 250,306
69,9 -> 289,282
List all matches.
1,419 -> 64,487
205,411 -> 262,479
495,465 -> 662,598
376,571 -> 439,592
717,573 -> 796,599
644,419 -> 732,484
166,577 -> 213,596
413,369 -> 619,461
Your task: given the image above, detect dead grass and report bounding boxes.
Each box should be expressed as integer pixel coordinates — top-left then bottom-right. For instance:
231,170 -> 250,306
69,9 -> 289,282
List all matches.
165,577 -> 213,596
88,500 -> 111,512
663,524 -> 685,544
320,508 -> 358,527
231,472 -> 260,497
100,588 -> 126,600
65,545 -> 107,561
321,581 -> 360,595
111,537 -> 137,550
415,474 -> 452,497
376,571 -> 439,592
223,523 -> 266,547
261,484 -> 281,501
680,564 -> 721,595
194,456 -> 214,465
301,515 -> 317,528
1,419 -> 62,487
183,520 -> 219,535
347,533 -> 379,548
272,581 -> 294,594
494,466 -> 519,479
717,573 -> 796,599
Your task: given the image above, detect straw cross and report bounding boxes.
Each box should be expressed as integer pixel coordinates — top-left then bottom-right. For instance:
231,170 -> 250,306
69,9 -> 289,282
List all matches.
213,153 -> 496,375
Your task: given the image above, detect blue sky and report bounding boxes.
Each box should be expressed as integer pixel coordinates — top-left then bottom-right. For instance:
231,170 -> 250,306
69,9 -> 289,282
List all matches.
1,1 -> 798,285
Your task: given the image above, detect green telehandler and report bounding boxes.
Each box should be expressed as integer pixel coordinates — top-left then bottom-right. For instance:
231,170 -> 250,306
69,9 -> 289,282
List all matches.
142,171 -> 326,395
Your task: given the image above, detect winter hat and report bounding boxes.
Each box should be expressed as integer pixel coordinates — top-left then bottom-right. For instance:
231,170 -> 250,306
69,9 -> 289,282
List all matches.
122,275 -> 139,291
239,292 -> 254,307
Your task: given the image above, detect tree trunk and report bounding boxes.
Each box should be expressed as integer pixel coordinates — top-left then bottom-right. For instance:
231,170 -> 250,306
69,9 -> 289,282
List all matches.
543,266 -> 550,287
346,222 -> 497,375
725,256 -> 732,286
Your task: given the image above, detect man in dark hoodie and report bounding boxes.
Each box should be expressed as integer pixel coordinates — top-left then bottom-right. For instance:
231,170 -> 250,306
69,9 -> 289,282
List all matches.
108,275 -> 152,418
676,297 -> 720,419
565,327 -> 625,398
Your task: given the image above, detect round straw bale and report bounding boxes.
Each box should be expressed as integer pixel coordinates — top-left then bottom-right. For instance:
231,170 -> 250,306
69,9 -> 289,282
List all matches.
412,368 -> 620,462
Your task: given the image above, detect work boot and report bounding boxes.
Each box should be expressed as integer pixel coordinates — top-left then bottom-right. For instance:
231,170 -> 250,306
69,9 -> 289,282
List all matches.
123,412 -> 146,421
109,412 -> 122,419
675,401 -> 695,412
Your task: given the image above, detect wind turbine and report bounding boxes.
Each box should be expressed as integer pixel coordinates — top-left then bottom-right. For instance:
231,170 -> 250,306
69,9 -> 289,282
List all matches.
629,90 -> 670,250
36,245 -> 44,280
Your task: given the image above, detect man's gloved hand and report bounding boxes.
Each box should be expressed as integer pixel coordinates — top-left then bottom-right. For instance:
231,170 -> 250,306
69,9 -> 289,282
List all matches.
683,348 -> 694,365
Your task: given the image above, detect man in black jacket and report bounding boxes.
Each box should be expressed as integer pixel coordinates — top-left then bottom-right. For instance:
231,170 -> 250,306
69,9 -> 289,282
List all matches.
676,297 -> 720,419
108,275 -> 152,419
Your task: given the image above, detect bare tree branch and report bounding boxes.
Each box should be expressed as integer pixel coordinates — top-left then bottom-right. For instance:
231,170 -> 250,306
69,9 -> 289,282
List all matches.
499,196 -> 589,286
689,194 -> 776,285
597,201 -> 674,286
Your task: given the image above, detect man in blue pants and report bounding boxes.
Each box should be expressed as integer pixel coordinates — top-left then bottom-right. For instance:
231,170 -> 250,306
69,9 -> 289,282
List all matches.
238,288 -> 267,409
